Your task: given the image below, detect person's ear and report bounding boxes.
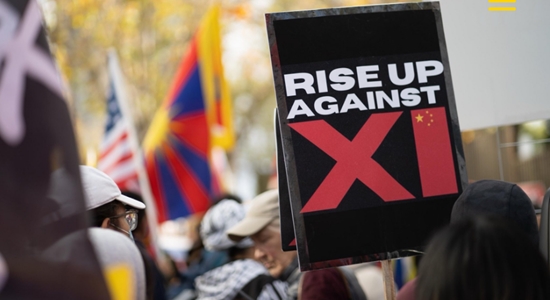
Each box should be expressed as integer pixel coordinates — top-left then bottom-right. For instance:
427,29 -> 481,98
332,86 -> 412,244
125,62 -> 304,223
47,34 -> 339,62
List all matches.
100,218 -> 110,229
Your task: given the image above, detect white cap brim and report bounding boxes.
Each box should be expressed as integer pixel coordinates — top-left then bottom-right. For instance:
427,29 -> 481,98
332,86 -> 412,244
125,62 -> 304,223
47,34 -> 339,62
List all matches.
116,194 -> 146,210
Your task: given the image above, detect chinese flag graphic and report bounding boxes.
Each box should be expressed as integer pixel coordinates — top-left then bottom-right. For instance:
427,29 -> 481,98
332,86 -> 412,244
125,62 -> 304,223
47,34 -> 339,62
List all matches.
411,107 -> 458,197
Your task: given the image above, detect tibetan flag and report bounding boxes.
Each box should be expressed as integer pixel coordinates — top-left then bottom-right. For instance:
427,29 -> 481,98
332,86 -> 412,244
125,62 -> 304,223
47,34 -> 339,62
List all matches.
198,6 -> 235,150
143,6 -> 229,222
411,107 -> 458,197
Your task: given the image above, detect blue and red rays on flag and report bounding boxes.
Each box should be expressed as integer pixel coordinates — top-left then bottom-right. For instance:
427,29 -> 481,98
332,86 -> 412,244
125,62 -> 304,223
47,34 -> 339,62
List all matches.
143,5 -> 234,222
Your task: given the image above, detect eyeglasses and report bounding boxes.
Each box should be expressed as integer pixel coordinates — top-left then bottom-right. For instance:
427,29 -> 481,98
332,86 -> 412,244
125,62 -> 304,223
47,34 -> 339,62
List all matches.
109,209 -> 138,231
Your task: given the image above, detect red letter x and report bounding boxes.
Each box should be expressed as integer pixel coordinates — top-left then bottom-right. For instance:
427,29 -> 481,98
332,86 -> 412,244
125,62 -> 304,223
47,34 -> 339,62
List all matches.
289,112 -> 414,213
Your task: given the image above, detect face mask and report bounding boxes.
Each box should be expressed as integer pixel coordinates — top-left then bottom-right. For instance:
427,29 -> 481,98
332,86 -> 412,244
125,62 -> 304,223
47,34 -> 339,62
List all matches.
110,222 -> 134,242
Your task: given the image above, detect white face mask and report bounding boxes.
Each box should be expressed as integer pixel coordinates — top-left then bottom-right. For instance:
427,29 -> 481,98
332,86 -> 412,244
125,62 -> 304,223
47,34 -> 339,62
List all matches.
110,222 -> 134,242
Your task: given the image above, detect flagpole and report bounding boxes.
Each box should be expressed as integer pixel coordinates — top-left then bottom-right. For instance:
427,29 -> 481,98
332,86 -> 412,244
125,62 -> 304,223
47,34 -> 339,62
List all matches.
107,49 -> 163,261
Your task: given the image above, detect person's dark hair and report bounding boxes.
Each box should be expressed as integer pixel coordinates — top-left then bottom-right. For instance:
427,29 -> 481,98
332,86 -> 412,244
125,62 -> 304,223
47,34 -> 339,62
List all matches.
90,200 -> 123,227
417,215 -> 550,300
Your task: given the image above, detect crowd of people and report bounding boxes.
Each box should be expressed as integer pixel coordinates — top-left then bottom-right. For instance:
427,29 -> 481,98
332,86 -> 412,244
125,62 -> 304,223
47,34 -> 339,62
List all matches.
11,165 -> 550,300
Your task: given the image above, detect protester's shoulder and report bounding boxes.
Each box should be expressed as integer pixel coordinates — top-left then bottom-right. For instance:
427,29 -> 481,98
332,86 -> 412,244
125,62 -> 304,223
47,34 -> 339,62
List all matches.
280,257 -> 301,282
301,268 -> 349,300
301,267 -> 348,291
196,259 -> 283,300
396,277 -> 417,300
198,258 -> 267,284
305,268 -> 343,280
240,274 -> 288,300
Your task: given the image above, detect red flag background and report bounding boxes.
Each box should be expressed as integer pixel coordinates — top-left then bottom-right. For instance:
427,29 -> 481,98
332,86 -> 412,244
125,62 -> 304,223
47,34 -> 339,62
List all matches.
411,107 -> 458,197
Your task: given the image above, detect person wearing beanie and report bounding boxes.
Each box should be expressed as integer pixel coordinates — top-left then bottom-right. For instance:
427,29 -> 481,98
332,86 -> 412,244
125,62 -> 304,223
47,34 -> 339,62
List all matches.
193,199 -> 287,300
397,179 -> 541,300
417,215 -> 550,300
450,179 -> 539,246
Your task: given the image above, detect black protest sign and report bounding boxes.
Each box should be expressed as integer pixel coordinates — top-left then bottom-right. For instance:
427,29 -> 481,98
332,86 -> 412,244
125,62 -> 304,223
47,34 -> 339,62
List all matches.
266,2 -> 467,270
275,108 -> 297,251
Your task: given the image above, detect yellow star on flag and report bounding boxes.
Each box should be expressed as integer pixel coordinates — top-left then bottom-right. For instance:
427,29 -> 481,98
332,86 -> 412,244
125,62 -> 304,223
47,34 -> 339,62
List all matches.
415,114 -> 424,122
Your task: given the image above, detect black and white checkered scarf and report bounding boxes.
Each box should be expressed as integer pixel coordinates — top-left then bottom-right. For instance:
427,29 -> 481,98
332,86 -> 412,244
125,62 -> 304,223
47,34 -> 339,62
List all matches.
195,259 -> 286,300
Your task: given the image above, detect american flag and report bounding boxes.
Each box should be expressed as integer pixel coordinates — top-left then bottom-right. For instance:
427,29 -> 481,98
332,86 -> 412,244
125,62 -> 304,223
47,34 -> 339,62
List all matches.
97,55 -> 140,193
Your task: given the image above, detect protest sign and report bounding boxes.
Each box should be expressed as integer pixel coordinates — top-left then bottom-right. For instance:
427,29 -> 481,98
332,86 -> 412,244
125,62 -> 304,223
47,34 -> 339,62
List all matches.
267,2 -> 467,270
275,109 -> 297,251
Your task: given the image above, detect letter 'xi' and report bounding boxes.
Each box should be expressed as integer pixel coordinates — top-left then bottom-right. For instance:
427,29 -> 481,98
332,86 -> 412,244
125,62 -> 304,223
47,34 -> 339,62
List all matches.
289,112 -> 414,213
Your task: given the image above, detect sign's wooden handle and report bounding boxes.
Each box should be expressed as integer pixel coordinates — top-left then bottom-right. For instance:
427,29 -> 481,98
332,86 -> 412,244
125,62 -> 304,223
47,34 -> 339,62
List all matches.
381,260 -> 396,300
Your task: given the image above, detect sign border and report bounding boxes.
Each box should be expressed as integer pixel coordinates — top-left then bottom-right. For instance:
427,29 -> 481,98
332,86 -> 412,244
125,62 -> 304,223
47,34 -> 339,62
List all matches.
266,1 -> 468,270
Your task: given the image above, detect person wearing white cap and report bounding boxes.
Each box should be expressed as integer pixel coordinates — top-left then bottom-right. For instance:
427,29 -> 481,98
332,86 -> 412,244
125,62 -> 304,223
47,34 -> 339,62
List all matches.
227,190 -> 302,298
226,190 -> 295,279
227,189 -> 366,300
193,198 -> 287,300
80,165 -> 145,240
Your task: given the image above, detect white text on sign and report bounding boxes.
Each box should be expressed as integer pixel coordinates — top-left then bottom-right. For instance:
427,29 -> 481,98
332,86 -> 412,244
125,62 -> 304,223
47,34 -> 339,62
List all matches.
284,60 -> 444,120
